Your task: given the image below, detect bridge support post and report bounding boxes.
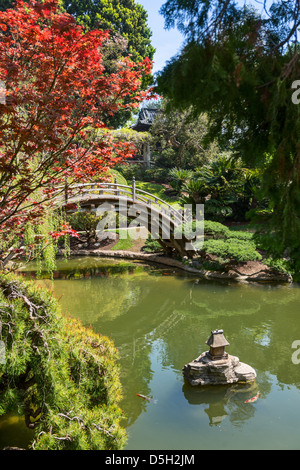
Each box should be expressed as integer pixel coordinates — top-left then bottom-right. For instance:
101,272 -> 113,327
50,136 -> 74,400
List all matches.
132,177 -> 136,202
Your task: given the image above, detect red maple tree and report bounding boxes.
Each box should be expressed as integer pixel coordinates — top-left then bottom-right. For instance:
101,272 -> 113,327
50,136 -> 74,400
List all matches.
0,0 -> 152,266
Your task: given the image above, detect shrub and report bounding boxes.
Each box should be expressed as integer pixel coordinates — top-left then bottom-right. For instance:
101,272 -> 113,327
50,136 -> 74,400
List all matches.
204,198 -> 233,221
67,211 -> 103,241
114,163 -> 144,182
174,220 -> 229,241
142,235 -> 163,253
226,230 -> 254,241
204,220 -> 230,238
143,167 -> 172,183
172,219 -> 260,265
263,257 -> 293,274
201,238 -> 262,264
169,168 -> 194,193
0,273 -> 126,450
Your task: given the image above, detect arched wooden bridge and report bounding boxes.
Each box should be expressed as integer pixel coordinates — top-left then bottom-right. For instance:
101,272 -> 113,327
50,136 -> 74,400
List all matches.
55,179 -> 196,257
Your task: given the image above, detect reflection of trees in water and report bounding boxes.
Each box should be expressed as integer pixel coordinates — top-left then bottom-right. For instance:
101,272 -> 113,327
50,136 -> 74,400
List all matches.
182,377 -> 270,428
120,341 -> 153,428
35,264 -> 163,326
103,287 -> 187,428
0,413 -> 34,450
164,281 -> 300,385
24,260 -> 300,429
118,308 -> 186,427
40,277 -> 145,326
62,269 -> 300,423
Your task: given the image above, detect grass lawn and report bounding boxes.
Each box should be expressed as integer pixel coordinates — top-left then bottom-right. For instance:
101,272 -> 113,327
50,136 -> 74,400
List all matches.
110,229 -> 135,251
135,181 -> 181,208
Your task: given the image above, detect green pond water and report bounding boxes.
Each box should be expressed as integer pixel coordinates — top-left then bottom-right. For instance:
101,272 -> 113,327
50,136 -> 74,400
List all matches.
1,256 -> 300,450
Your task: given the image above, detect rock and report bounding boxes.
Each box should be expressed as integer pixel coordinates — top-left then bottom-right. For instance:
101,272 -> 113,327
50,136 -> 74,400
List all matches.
182,351 -> 256,386
234,362 -> 257,382
56,249 -> 293,283
191,259 -> 201,268
2,447 -> 25,450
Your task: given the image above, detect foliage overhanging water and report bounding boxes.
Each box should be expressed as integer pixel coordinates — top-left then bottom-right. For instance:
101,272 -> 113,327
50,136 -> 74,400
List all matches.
1,256 -> 300,450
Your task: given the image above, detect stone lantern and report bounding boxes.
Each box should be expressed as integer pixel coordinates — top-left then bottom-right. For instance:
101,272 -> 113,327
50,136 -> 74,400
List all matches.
206,329 -> 230,360
182,328 -> 257,386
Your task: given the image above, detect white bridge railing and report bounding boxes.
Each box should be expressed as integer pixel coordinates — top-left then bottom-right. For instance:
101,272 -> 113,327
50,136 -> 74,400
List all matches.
56,178 -> 187,227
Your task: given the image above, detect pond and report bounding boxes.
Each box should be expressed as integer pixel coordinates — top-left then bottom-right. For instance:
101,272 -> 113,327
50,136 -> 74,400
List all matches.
1,256 -> 300,450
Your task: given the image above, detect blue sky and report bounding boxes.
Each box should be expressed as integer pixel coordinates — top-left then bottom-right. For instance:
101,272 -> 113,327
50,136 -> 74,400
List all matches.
137,0 -> 185,74
138,1 -> 269,74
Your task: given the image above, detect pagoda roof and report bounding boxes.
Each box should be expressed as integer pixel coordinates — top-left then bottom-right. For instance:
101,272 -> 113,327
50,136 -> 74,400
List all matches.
131,108 -> 159,132
206,329 -> 230,348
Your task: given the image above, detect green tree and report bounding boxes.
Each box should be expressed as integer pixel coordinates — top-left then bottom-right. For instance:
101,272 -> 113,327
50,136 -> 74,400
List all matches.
0,0 -> 11,10
0,0 -> 155,64
150,99 -> 220,169
156,0 -> 300,270
62,0 -> 155,64
64,0 -> 155,127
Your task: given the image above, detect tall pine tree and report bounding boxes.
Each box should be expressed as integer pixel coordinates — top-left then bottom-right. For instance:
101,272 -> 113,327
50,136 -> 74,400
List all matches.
157,0 -> 300,272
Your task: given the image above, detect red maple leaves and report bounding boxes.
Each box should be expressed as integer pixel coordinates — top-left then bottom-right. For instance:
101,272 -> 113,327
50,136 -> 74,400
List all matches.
49,223 -> 79,241
0,0 -> 153,265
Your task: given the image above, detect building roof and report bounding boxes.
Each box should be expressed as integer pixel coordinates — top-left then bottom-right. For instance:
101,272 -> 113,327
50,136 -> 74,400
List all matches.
131,108 -> 159,132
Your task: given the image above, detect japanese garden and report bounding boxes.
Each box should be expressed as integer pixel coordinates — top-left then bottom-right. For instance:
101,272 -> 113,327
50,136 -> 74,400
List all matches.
0,0 -> 300,452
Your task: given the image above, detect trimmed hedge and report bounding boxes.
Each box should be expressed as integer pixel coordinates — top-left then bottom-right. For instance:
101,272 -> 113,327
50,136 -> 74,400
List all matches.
202,238 -> 262,263
226,230 -> 254,241
204,220 -> 230,238
174,220 -> 253,242
175,219 -> 260,265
